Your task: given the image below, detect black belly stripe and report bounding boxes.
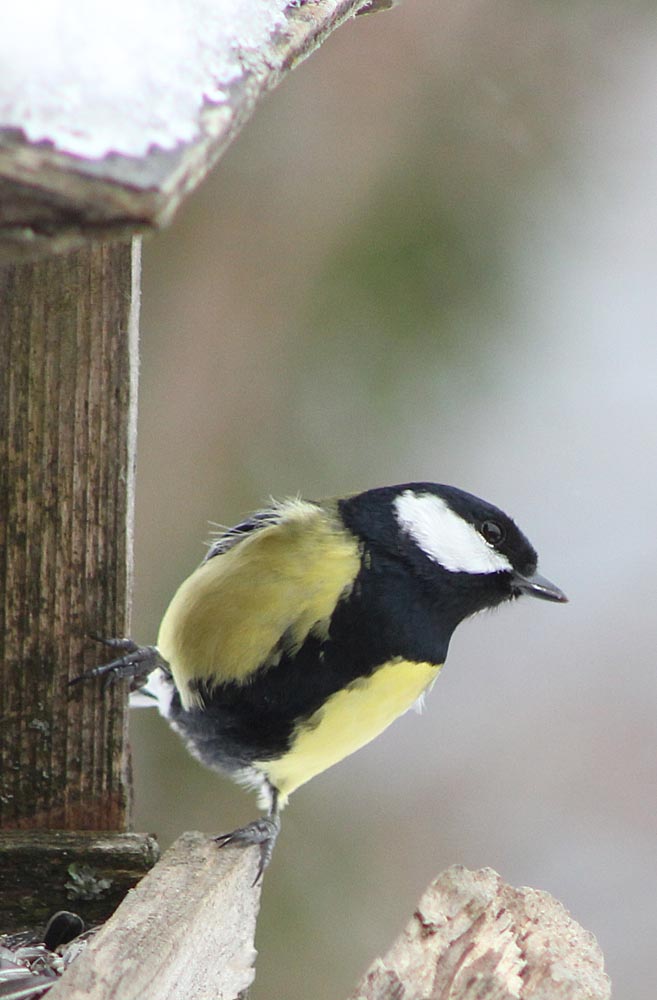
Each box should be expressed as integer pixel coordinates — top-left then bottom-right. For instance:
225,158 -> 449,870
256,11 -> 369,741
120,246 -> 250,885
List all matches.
169,549 -> 453,776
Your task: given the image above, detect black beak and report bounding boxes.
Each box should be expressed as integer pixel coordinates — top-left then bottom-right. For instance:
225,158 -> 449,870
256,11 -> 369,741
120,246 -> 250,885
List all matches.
512,570 -> 568,603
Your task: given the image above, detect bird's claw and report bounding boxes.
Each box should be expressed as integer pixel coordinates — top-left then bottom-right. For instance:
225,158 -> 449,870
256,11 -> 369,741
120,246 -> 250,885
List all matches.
69,637 -> 163,691
214,816 -> 281,884
87,634 -> 141,655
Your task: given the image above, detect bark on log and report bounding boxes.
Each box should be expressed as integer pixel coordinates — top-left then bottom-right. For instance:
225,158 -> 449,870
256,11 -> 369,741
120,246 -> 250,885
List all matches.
348,866 -> 611,1000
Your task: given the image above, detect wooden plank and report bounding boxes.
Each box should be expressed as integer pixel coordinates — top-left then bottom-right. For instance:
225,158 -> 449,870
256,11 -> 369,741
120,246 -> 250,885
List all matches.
0,0 -> 387,261
46,833 -> 262,1000
0,831 -> 159,932
0,240 -> 140,833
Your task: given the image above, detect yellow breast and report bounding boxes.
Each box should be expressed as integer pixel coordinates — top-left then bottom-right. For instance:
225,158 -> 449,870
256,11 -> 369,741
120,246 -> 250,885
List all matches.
259,658 -> 442,801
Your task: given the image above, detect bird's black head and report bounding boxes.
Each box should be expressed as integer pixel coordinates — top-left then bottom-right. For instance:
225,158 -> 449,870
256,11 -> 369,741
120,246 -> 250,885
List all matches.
338,483 -> 566,630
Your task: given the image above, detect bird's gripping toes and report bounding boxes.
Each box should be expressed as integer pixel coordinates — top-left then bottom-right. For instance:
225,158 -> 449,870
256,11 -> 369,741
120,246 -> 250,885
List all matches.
71,636 -> 164,691
74,482 -> 567,880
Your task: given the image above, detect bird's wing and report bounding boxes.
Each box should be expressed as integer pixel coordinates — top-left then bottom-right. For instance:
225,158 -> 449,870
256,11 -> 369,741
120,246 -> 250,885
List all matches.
204,509 -> 282,561
157,499 -> 362,707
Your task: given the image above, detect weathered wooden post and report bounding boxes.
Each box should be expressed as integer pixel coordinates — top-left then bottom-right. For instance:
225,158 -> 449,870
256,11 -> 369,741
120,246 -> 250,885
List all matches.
0,239 -> 153,932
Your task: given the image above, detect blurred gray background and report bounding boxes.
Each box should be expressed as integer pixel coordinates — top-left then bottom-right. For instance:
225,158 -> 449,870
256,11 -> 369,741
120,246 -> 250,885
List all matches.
130,2 -> 657,997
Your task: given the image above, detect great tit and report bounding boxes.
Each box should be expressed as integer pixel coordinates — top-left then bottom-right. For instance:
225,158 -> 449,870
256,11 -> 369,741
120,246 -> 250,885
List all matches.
81,482 -> 567,879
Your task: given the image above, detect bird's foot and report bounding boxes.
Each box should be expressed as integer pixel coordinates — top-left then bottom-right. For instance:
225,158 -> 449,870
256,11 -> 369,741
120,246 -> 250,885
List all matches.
214,815 -> 281,884
69,636 -> 165,692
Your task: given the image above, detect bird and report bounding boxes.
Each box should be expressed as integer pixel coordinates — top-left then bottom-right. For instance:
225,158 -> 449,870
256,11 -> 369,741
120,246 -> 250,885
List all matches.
78,482 -> 567,880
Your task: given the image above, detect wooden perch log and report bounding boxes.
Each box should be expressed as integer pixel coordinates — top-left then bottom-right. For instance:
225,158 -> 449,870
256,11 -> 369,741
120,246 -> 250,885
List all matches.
0,0 -> 390,262
349,866 -> 611,1000
46,832 -> 262,1000
39,858 -> 609,1000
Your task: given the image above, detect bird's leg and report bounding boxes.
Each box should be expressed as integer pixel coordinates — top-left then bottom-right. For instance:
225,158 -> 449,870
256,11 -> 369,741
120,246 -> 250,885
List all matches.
69,635 -> 167,692
214,785 -> 281,884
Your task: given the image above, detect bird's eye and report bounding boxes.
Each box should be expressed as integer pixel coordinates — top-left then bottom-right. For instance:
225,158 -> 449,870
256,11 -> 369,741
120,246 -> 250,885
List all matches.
480,520 -> 505,546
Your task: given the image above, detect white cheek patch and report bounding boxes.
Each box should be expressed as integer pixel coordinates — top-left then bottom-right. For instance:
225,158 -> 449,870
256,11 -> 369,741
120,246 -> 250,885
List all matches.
393,491 -> 513,575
